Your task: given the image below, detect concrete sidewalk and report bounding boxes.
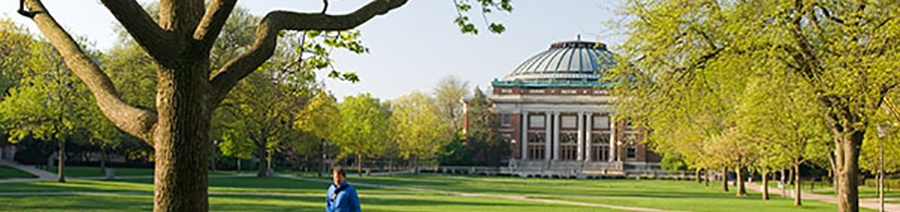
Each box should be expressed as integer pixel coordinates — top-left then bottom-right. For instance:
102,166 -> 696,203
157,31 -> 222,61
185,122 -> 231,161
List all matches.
0,160 -> 57,183
747,182 -> 900,212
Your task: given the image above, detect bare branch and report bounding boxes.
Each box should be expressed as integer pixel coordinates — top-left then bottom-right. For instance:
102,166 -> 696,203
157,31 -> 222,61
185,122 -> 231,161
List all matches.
99,0 -> 174,62
24,0 -> 158,145
209,0 -> 408,106
194,0 -> 236,53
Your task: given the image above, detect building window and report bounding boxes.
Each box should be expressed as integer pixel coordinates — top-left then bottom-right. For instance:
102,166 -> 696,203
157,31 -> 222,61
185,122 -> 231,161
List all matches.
593,116 -> 609,129
560,132 -> 577,161
501,114 -> 511,126
528,145 -> 545,160
528,132 -> 545,143
592,134 -> 610,144
562,90 -> 577,94
561,116 -> 576,129
529,115 -> 545,128
528,89 -> 545,94
590,144 -> 609,162
501,89 -> 513,93
627,146 -> 636,159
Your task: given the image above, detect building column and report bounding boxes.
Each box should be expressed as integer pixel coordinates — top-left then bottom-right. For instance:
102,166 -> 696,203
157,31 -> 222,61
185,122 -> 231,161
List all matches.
521,111 -> 529,160
544,113 -> 552,161
576,112 -> 585,161
609,114 -> 617,162
585,113 -> 593,162
552,111 -> 561,161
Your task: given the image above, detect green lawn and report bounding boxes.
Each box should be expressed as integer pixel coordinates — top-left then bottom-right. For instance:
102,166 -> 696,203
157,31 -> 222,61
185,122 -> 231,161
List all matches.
39,166 -> 154,178
337,174 -> 875,212
766,181 -> 900,199
0,173 -> 877,212
0,166 -> 37,179
0,176 -> 621,212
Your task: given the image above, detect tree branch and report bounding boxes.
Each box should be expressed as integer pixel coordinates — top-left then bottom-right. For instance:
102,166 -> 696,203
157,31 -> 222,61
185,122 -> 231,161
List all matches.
24,0 -> 158,145
194,0 -> 236,53
99,0 -> 174,62
209,0 -> 408,106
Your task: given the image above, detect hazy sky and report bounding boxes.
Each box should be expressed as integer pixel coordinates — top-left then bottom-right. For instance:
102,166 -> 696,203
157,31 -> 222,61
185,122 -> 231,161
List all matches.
3,0 -> 626,100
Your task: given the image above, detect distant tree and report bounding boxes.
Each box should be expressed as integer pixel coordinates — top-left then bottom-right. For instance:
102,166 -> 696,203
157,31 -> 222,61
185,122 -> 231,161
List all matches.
335,93 -> 389,176
390,91 -> 447,173
464,87 -> 508,166
613,1 -> 900,210
294,90 -> 341,176
434,75 -> 470,135
18,0 -> 510,209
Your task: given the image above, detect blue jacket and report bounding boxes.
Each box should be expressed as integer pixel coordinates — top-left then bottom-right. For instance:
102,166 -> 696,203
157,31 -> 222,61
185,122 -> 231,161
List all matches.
326,181 -> 360,212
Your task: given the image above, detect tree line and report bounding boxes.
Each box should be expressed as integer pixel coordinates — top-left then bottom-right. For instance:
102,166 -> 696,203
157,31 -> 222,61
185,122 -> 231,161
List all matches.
610,0 -> 900,211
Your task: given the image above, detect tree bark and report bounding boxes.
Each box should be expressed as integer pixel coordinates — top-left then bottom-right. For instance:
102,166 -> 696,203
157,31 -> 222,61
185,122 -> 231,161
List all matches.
788,167 -> 794,185
696,168 -> 702,183
256,141 -> 268,177
100,146 -> 107,174
835,131 -> 863,212
722,167 -> 729,192
22,0 -> 407,211
762,169 -> 769,200
236,158 -> 241,173
152,62 -> 213,212
357,153 -> 363,177
57,137 -> 66,183
705,168 -> 711,187
828,150 -> 838,194
795,163 -> 802,206
736,167 -> 746,196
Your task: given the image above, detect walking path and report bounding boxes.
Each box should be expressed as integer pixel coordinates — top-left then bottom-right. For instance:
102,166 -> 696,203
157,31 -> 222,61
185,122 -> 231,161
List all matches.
278,174 -> 686,212
0,160 -> 57,183
746,182 -> 900,212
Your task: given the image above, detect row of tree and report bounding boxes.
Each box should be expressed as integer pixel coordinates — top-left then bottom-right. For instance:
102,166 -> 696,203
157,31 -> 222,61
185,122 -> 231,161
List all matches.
2,8 -> 499,181
11,0 -> 512,210
610,1 -> 900,211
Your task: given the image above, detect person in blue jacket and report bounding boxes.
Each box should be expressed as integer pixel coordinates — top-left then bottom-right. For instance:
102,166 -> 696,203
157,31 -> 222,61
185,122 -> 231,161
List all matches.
326,167 -> 360,212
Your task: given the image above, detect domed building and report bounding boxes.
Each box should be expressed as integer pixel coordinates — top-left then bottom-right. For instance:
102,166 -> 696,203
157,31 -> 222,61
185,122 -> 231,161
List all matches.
484,40 -> 661,176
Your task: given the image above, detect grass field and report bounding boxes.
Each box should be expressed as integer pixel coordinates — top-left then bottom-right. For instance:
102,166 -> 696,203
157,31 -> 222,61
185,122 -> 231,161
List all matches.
0,172 -> 879,212
37,166 -> 155,178
0,166 -> 36,179
766,180 -> 900,199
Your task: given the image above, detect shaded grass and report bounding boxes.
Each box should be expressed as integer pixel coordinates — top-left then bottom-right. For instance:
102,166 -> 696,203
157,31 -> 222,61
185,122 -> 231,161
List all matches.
0,166 -> 37,179
0,173 -> 876,212
766,181 -> 900,199
0,192 -> 624,212
338,174 -> 874,212
40,166 -> 154,178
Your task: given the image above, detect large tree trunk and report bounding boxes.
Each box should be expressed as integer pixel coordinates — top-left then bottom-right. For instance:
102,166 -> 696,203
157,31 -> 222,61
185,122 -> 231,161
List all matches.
256,141 -> 268,177
835,131 -> 863,212
722,167 -> 729,192
736,166 -> 746,196
152,61 -> 213,212
795,163 -> 802,206
762,169 -> 769,200
57,137 -> 66,183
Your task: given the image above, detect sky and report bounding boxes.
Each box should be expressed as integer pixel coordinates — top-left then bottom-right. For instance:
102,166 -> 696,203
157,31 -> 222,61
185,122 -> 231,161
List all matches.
2,0 -> 627,100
